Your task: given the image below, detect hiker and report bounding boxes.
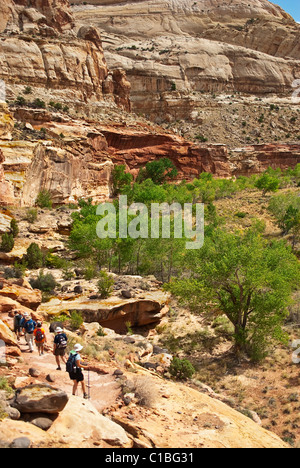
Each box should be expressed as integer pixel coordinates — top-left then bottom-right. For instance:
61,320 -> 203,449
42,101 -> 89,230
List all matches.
34,322 -> 47,356
53,327 -> 68,370
66,344 -> 89,399
22,313 -> 36,353
13,311 -> 23,342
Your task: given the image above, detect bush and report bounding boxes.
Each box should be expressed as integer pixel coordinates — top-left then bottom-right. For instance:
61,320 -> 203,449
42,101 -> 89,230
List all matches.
10,219 -> 19,238
133,376 -> 159,407
32,98 -> 46,109
24,243 -> 44,269
3,263 -> 25,279
36,189 -> 53,209
15,96 -> 26,106
25,208 -> 38,223
69,311 -> 83,330
29,271 -> 57,292
97,271 -> 114,299
169,357 -> 195,381
0,233 -> 14,252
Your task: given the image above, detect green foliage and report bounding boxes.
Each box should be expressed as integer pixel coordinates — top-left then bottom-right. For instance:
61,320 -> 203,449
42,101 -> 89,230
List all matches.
10,218 -> 19,238
0,233 -> 14,252
167,227 -> 300,360
15,95 -> 26,106
97,271 -> 114,299
268,192 -> 300,247
69,311 -> 83,331
137,158 -> 178,185
24,243 -> 44,269
169,357 -> 195,380
255,171 -> 280,194
36,189 -> 53,209
25,208 -> 38,223
24,86 -> 32,95
32,98 -> 46,109
112,165 -> 133,196
4,262 -> 25,279
29,271 -> 57,292
0,377 -> 13,397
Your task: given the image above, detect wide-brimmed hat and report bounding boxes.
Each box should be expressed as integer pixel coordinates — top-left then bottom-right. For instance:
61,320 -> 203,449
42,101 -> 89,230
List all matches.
73,344 -> 83,352
55,327 -> 63,333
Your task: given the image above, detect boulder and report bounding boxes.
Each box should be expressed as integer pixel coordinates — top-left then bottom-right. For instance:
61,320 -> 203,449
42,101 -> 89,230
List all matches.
12,384 -> 68,414
0,280 -> 42,311
10,437 -> 31,449
0,319 -> 19,347
0,418 -> 53,447
48,395 -> 131,447
38,291 -> 170,334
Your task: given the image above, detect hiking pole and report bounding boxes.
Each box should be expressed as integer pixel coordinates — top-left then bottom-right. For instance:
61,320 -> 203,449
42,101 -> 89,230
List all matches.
87,369 -> 91,400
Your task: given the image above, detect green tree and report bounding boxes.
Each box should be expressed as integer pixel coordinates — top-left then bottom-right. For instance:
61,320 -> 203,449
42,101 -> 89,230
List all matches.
36,189 -> 53,209
97,271 -> 114,299
137,158 -> 178,185
255,171 -> 280,195
24,243 -> 44,269
112,165 -> 133,196
167,227 -> 299,361
169,357 -> 195,381
10,219 -> 19,238
0,233 -> 14,253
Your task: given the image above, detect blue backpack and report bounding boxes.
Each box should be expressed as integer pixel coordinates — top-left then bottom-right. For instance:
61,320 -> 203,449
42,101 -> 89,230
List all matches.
66,353 -> 78,374
24,319 -> 35,334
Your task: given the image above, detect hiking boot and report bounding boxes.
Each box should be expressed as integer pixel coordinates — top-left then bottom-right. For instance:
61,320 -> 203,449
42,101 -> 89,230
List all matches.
83,393 -> 88,400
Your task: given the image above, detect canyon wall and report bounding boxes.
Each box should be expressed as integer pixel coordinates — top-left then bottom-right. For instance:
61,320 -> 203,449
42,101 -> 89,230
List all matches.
73,0 -> 300,122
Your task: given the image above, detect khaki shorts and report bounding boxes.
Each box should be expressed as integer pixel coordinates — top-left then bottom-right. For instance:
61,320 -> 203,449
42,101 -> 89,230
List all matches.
54,348 -> 66,357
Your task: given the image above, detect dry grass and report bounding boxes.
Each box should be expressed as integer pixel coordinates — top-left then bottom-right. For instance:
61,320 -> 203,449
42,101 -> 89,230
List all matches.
133,376 -> 159,408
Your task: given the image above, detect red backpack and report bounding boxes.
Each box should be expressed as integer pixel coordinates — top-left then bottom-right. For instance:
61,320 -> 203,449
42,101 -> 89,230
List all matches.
35,329 -> 45,342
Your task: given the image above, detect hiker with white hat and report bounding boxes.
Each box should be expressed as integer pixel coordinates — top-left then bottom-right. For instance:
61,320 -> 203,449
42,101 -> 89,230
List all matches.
66,344 -> 89,399
53,327 -> 68,370
21,313 -> 36,353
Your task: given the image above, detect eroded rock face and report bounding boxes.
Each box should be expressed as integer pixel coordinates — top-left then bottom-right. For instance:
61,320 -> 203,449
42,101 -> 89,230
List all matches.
0,0 -> 131,109
0,0 -> 74,35
73,0 -> 300,121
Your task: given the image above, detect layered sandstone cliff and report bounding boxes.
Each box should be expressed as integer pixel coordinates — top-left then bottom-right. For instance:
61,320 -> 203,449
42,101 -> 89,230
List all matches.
1,104 -> 299,207
73,0 -> 300,122
0,0 -> 130,109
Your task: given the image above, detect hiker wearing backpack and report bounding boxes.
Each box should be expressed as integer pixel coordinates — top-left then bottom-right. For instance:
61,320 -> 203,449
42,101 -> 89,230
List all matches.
13,311 -> 23,342
53,327 -> 68,370
22,313 -> 36,353
34,322 -> 47,356
66,344 -> 89,399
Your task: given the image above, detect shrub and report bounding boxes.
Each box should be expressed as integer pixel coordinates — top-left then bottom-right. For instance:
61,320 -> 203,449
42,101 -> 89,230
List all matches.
3,263 -> 25,279
24,243 -> 44,269
36,189 -> 53,209
97,271 -> 114,299
15,96 -> 26,106
69,311 -> 83,331
24,86 -> 32,95
32,98 -> 46,109
25,208 -> 38,223
29,271 -> 57,292
169,357 -> 195,381
134,376 -> 159,407
234,211 -> 247,218
255,171 -> 280,195
10,219 -> 19,238
0,233 -> 14,252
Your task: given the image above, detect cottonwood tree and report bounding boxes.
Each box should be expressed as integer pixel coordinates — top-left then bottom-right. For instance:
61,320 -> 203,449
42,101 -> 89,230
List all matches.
167,227 -> 300,361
